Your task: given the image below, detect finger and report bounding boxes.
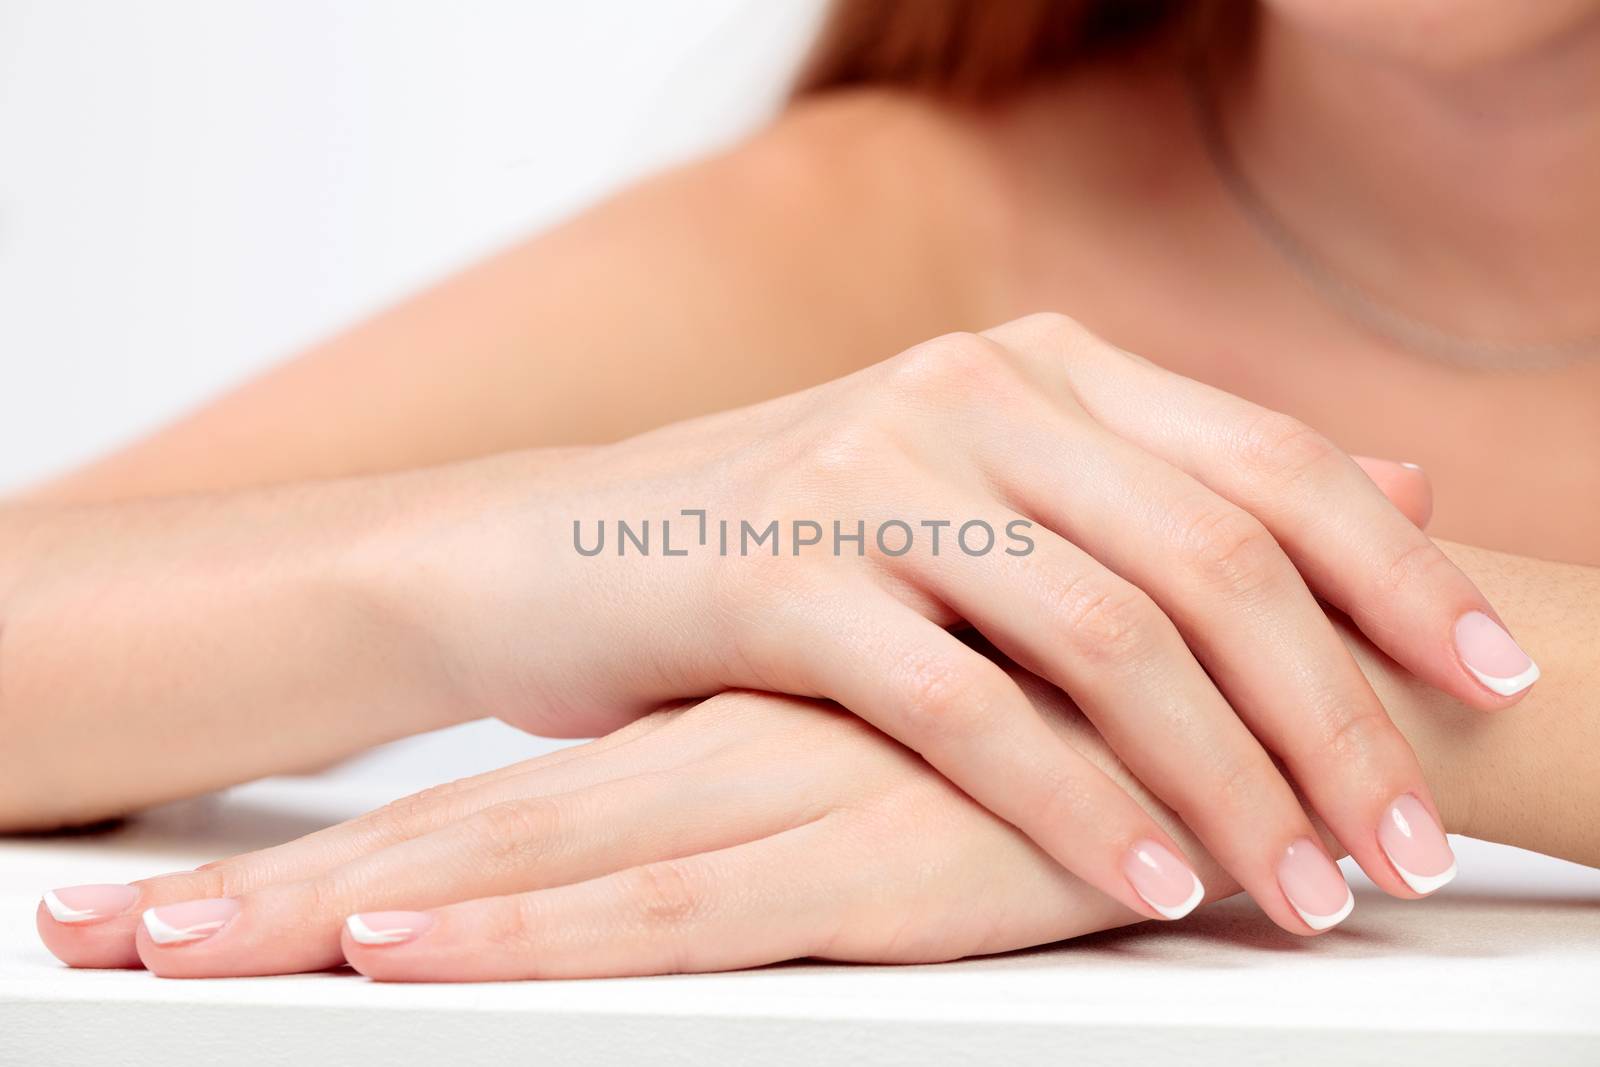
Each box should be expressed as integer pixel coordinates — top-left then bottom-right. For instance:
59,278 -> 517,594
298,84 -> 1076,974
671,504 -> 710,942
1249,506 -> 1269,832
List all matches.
343,819 -> 852,981
898,500 -> 1354,934
212,703 -> 704,882
38,708 -> 691,970
134,757 -> 824,978
991,313 -> 1538,707
975,397 -> 1448,906
1352,456 -> 1432,529
738,587 -> 1208,924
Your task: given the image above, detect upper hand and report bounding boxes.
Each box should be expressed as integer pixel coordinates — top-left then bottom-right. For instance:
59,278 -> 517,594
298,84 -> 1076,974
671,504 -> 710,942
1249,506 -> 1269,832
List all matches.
408,313 -> 1515,933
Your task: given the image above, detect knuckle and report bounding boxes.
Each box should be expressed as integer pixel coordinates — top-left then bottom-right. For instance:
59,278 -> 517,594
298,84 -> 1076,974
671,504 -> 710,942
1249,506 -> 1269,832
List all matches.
1209,759 -> 1276,818
992,310 -> 1113,372
1322,706 -> 1404,769
1009,310 -> 1083,337
891,651 -> 996,745
483,898 -> 541,955
1372,538 -> 1457,605
1175,504 -> 1286,601
882,331 -> 1005,399
354,781 -> 465,845
469,799 -> 561,865
299,874 -> 349,922
1048,574 -> 1159,665
1236,410 -> 1341,491
410,780 -> 468,805
371,793 -> 432,835
189,865 -> 244,901
1031,767 -> 1094,828
624,859 -> 704,928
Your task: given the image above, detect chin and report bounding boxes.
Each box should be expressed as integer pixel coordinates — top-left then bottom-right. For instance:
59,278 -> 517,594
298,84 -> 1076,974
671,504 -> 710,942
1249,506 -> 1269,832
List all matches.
1260,0 -> 1600,73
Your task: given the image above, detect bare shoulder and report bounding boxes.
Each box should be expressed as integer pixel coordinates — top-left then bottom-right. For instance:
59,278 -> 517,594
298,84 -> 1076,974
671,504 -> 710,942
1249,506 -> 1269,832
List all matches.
670,51 -> 1199,333
731,86 -> 1010,209
629,86 -> 1029,336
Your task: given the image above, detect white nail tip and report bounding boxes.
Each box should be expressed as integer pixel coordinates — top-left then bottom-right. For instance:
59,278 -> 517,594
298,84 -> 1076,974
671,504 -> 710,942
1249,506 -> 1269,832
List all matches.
43,890 -> 102,924
345,914 -> 415,945
1392,859 -> 1458,896
1465,659 -> 1540,697
141,909 -> 228,945
1293,887 -> 1355,931
1145,873 -> 1206,920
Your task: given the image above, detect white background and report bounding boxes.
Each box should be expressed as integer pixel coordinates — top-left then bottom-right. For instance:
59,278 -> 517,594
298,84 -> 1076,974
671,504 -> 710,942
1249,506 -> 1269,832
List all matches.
0,0 -> 824,781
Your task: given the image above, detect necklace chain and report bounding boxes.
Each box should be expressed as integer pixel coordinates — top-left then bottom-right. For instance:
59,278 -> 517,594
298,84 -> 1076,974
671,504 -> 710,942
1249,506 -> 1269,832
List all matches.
1185,62 -> 1600,369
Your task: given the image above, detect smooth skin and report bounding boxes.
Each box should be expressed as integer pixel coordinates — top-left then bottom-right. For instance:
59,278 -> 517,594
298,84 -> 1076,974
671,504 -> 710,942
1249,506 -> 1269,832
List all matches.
5,311 -> 1504,938
35,542 -> 1600,980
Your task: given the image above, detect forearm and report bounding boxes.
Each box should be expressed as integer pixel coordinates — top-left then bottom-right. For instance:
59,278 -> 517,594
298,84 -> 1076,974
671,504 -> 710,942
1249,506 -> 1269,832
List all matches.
0,474 -> 467,830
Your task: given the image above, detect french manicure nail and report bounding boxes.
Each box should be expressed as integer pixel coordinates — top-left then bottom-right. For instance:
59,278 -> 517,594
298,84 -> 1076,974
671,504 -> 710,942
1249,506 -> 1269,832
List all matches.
142,898 -> 240,945
346,911 -> 435,946
43,884 -> 140,925
1379,794 -> 1457,894
1277,839 -> 1354,931
1122,840 -> 1205,919
1455,611 -> 1539,696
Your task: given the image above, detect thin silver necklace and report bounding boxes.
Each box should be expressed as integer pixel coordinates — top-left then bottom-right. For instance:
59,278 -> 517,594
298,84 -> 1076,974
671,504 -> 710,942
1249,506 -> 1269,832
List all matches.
1185,61 -> 1600,369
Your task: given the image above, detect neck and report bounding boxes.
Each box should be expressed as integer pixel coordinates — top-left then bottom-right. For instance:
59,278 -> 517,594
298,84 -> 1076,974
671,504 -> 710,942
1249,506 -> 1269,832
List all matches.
1216,9 -> 1600,347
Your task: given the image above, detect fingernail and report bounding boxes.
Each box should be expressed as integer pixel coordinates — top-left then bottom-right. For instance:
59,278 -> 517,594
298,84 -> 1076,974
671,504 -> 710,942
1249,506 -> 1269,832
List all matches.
1353,455 -> 1426,477
1122,839 -> 1205,919
142,898 -> 240,945
346,911 -> 435,946
42,884 -> 140,925
1277,839 -> 1354,931
1379,794 -> 1457,894
1455,611 -> 1539,696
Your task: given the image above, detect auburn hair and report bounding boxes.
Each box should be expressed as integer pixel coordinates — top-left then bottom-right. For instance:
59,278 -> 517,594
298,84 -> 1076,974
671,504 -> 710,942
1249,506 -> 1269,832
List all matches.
793,0 -> 1199,99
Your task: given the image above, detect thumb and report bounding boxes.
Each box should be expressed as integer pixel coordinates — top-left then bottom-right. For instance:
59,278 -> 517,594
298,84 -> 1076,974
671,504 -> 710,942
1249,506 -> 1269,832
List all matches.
1352,455 -> 1433,529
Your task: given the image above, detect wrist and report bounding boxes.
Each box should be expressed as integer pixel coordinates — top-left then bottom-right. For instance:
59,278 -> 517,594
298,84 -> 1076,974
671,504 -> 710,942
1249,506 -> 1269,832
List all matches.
332,465 -> 501,733
370,449 -> 607,733
1351,541 -> 1599,864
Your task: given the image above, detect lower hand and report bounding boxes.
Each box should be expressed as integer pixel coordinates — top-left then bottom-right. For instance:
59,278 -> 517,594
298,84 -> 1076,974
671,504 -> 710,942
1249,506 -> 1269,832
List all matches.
40,665 -> 1245,980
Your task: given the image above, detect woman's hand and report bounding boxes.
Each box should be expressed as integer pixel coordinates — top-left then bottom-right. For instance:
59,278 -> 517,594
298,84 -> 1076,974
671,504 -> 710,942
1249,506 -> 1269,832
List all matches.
401,313 -> 1516,933
49,536 -> 1599,981
40,670 -> 1242,980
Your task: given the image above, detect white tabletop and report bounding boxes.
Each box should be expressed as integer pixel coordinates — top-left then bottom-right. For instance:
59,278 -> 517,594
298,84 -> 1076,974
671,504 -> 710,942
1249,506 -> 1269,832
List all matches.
3,777 -> 1598,1067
